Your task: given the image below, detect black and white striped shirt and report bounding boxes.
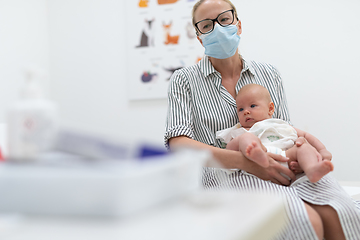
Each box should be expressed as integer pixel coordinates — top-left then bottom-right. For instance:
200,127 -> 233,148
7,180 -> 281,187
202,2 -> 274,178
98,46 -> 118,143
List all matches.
165,55 -> 290,149
164,55 -> 360,240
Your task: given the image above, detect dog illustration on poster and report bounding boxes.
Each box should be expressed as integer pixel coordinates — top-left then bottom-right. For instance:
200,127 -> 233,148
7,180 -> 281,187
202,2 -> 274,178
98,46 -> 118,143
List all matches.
163,21 -> 180,45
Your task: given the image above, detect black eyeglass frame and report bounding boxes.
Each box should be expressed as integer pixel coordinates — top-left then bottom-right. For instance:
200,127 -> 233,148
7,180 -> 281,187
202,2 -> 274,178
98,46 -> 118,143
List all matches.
194,9 -> 236,35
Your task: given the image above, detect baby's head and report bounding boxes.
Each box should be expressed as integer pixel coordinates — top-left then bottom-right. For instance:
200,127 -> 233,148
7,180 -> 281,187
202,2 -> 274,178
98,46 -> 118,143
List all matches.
236,84 -> 275,128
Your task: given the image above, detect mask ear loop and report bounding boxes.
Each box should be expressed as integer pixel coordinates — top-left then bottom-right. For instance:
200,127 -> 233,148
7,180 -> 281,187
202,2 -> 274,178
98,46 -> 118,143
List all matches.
235,18 -> 241,35
235,17 -> 240,27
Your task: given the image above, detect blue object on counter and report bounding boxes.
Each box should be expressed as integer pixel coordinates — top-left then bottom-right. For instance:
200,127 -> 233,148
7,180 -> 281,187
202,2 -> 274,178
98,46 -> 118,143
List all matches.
137,145 -> 168,159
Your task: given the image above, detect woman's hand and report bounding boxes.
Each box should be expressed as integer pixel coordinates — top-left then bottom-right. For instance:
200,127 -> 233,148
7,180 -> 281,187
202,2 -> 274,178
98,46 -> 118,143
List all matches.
246,152 -> 296,186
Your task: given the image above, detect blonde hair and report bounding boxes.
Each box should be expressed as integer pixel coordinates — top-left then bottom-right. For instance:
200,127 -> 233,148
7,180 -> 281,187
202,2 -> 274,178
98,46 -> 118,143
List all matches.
191,0 -> 239,28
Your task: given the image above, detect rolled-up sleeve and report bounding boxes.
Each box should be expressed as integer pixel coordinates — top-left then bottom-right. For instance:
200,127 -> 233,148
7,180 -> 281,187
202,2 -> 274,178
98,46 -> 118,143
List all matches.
164,70 -> 194,149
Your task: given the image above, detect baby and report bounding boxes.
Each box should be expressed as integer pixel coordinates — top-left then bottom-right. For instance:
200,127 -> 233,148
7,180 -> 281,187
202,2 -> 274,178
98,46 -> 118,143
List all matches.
216,84 -> 333,183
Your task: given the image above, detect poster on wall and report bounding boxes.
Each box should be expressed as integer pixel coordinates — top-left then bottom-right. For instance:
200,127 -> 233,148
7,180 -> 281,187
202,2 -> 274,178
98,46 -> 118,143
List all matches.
126,0 -> 204,100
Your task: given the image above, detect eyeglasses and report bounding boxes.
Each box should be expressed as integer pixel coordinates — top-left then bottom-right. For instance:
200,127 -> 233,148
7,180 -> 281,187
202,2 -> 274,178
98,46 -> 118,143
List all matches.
195,9 -> 235,35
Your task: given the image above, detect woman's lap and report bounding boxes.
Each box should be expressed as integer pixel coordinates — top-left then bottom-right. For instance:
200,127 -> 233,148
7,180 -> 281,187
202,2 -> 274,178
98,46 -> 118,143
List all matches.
293,174 -> 360,239
202,168 -> 360,240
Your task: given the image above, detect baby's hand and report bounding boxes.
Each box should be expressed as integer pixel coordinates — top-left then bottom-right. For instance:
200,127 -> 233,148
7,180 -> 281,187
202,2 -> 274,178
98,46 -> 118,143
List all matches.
288,160 -> 303,174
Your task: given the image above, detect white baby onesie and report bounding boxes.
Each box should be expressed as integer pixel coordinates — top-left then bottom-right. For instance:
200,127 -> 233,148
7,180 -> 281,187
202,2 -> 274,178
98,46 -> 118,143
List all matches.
216,118 -> 298,173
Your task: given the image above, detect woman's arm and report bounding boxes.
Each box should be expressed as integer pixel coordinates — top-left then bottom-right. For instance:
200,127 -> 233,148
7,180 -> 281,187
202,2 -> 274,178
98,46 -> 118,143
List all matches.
294,127 -> 332,161
169,136 -> 296,185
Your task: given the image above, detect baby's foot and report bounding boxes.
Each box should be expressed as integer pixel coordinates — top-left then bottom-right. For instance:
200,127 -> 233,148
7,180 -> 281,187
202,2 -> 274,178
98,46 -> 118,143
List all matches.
307,160 -> 334,183
246,141 -> 269,168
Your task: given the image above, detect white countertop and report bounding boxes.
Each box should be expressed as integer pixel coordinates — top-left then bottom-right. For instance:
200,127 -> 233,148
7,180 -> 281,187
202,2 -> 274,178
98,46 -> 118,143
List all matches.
0,191 -> 287,240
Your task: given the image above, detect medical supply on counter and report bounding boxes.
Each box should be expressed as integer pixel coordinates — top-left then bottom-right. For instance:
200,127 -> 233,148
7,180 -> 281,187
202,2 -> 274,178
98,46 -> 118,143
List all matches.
6,68 -> 58,161
55,129 -> 167,160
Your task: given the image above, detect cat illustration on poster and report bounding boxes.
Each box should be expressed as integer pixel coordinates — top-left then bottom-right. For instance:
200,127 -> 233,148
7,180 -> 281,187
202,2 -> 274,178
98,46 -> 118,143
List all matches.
136,19 -> 155,48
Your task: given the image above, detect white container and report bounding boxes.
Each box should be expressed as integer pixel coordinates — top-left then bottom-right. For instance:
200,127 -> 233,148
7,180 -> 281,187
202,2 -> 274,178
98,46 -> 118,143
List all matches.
0,149 -> 209,217
6,69 -> 58,161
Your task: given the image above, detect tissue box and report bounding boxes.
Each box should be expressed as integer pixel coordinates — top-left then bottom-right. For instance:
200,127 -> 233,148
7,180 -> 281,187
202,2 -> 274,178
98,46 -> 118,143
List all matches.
0,150 -> 208,217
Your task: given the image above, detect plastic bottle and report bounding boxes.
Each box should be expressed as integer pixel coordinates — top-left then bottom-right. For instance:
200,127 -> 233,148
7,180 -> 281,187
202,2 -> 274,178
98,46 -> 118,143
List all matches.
6,69 -> 58,161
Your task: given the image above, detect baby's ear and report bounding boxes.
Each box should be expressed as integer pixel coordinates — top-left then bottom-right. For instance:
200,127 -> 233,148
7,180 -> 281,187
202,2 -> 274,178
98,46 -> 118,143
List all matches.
268,102 -> 275,116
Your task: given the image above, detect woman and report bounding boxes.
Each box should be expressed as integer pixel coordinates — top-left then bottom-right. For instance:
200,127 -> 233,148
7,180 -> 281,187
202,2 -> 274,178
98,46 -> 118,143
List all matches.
164,0 -> 360,239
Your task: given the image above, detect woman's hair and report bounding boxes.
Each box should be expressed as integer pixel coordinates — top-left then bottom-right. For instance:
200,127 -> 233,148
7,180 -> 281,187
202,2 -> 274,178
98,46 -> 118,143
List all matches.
191,0 -> 239,28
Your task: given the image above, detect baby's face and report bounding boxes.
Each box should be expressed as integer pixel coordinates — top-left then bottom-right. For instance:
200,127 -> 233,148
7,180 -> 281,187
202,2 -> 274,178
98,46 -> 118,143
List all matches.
236,90 -> 272,128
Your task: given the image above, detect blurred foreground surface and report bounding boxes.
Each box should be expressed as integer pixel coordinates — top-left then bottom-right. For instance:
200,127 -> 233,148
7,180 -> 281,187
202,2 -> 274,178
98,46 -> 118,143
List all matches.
0,191 -> 287,240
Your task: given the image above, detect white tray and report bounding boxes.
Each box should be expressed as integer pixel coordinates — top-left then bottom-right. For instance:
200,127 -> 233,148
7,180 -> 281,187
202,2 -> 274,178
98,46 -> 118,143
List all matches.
0,150 -> 209,217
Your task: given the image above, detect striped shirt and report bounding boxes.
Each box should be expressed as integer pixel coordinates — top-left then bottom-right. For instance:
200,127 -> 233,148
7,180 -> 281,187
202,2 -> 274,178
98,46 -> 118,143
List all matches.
165,55 -> 290,149
164,55 -> 360,239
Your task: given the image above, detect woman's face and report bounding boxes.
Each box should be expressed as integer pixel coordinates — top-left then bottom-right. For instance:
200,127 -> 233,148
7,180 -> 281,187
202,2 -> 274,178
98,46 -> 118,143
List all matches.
194,0 -> 232,24
194,0 -> 241,38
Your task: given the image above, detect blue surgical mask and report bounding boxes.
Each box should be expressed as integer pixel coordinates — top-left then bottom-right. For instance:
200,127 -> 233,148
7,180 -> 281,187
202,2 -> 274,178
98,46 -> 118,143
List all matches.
199,23 -> 240,59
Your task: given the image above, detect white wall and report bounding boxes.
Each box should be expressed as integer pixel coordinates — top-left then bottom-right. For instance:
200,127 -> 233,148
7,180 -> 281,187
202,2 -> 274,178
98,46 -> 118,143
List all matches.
1,0 -> 359,181
47,0 -> 168,145
237,0 -> 360,182
0,0 -> 49,117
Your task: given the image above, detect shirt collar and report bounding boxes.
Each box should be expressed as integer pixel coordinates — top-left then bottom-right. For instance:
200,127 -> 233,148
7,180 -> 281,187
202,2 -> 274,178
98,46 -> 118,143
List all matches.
198,55 -> 218,78
241,56 -> 256,76
197,54 -> 256,78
